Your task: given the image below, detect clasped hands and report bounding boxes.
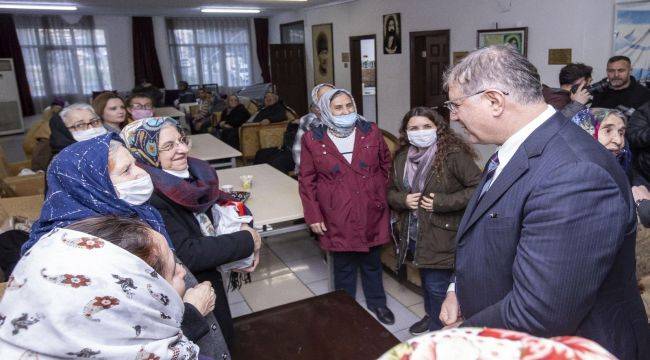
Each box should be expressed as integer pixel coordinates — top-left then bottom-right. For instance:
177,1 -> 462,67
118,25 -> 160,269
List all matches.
405,192 -> 435,212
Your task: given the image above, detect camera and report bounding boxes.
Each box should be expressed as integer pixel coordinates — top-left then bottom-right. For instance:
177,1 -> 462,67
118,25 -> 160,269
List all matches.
571,78 -> 610,95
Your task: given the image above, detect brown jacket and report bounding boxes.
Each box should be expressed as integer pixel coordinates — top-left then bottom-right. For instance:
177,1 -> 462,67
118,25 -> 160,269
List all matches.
387,146 -> 481,269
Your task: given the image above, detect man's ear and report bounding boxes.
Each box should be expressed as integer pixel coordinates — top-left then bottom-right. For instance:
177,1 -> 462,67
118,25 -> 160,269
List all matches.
484,90 -> 506,117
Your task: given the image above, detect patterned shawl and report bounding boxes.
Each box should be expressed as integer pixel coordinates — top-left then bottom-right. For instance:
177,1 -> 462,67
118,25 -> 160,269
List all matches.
23,133 -> 172,254
0,228 -> 198,359
121,118 -> 225,213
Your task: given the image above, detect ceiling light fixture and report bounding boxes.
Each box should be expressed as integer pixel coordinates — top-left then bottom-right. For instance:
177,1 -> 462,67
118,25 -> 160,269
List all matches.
201,8 -> 261,14
0,3 -> 78,10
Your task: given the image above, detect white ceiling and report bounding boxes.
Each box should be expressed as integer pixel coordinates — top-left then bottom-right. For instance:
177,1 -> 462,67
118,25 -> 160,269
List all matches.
1,0 -> 347,16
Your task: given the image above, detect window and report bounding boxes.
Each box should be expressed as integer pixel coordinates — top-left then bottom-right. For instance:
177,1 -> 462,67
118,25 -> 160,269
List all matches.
281,21 -> 305,44
167,17 -> 252,89
14,15 -> 111,110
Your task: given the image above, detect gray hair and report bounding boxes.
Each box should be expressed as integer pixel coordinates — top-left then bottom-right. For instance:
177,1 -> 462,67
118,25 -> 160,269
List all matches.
60,103 -> 98,126
443,45 -> 543,105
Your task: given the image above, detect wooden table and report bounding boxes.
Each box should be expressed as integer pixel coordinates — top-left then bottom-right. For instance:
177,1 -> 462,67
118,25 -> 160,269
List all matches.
232,291 -> 399,360
190,134 -> 241,169
216,164 -> 303,229
154,106 -> 188,130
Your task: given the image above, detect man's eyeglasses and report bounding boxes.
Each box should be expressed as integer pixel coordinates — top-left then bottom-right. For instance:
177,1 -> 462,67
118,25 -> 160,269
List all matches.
443,89 -> 509,113
159,135 -> 191,152
66,118 -> 102,132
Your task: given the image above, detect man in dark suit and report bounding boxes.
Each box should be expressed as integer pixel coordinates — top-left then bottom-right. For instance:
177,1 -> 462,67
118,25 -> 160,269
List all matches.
439,45 -> 648,359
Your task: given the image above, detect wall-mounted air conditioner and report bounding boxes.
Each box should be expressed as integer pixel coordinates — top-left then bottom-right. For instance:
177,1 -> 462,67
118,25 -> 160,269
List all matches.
0,58 -> 25,136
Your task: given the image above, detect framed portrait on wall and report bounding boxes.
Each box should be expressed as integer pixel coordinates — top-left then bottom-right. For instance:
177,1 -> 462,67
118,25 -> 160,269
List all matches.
382,13 -> 401,54
312,23 -> 334,85
477,27 -> 528,57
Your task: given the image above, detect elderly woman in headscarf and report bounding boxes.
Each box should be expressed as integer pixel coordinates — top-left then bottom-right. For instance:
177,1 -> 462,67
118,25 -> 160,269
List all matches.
292,83 -> 334,174
217,94 -> 251,149
121,117 -> 261,348
0,223 -> 201,359
251,92 -> 287,124
298,88 -> 395,325
571,108 -> 632,179
20,133 -> 229,359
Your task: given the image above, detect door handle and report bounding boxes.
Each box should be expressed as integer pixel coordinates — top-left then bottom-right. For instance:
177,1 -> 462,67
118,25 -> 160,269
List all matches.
421,51 -> 427,58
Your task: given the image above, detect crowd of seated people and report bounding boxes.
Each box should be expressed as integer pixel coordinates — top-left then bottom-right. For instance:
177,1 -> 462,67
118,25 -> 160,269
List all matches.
2,45 -> 650,360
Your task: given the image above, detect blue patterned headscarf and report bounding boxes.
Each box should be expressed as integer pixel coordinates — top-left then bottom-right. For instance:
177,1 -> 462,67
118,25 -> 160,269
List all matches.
22,132 -> 172,254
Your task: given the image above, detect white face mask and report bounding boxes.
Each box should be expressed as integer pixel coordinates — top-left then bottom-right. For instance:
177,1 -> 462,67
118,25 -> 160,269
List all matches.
331,112 -> 358,128
71,126 -> 107,142
163,168 -> 190,179
114,173 -> 154,205
407,129 -> 438,148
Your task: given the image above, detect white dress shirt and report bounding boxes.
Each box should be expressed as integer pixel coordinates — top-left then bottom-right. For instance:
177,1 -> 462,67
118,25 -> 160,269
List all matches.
448,105 -> 556,293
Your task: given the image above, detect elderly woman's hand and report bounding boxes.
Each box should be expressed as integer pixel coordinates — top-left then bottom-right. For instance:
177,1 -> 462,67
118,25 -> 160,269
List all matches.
183,281 -> 216,316
240,223 -> 262,252
234,250 -> 260,273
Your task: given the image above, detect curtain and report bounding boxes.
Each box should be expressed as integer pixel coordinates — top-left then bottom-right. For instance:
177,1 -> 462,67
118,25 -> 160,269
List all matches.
0,14 -> 34,116
167,17 -> 252,93
254,18 -> 270,83
14,15 -> 112,112
132,17 -> 164,89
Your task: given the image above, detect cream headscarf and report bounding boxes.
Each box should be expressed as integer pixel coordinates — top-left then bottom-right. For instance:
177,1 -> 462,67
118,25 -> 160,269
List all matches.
317,88 -> 366,138
0,227 -> 198,359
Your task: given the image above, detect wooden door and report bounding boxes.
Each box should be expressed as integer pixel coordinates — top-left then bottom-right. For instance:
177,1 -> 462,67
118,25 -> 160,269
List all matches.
270,44 -> 308,116
410,30 -> 450,108
350,37 -> 363,115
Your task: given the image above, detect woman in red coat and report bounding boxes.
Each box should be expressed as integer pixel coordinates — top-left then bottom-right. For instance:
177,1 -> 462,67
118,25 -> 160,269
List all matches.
298,88 -> 395,324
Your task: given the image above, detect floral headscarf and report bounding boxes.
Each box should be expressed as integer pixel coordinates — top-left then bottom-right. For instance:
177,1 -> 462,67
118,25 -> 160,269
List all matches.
380,327 -> 615,360
0,228 -> 198,359
571,108 -> 632,174
120,117 -> 180,167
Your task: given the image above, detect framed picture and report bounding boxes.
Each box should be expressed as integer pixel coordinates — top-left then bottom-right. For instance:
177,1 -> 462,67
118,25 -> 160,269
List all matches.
477,27 -> 528,57
312,23 -> 334,85
382,13 -> 402,54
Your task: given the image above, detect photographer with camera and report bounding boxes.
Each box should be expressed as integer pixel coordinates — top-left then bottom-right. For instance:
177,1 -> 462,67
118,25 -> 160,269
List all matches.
542,63 -> 593,118
592,55 -> 650,109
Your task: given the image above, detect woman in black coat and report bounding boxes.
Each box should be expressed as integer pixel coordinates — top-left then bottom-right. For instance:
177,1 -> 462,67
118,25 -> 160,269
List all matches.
218,95 -> 251,149
122,117 -> 262,349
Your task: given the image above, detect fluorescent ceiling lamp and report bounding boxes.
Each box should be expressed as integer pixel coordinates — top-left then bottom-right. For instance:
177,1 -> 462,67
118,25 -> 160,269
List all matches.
201,8 -> 261,14
0,3 -> 77,10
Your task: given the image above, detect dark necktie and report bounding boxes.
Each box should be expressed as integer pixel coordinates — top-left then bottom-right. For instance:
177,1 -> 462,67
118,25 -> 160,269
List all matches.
479,152 -> 500,199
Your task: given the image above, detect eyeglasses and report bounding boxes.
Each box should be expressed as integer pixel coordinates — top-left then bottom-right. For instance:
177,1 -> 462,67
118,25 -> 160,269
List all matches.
66,118 -> 102,131
130,104 -> 153,110
443,89 -> 509,113
159,135 -> 191,152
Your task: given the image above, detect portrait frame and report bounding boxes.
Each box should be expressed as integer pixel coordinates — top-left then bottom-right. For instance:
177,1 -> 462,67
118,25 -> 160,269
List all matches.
382,13 -> 402,54
477,27 -> 528,57
312,23 -> 335,85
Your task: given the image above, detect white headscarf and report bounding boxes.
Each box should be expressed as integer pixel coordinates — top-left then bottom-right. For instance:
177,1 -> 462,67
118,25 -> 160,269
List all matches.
317,88 -> 366,137
310,83 -> 334,104
0,228 -> 198,359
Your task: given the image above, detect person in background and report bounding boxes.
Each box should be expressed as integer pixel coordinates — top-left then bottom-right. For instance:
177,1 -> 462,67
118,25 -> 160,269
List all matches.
0,226 -> 200,359
49,103 -> 107,156
21,133 -> 230,359
218,94 -> 251,150
542,62 -> 593,118
251,92 -> 287,124
22,98 -> 64,171
126,93 -> 155,123
571,108 -> 632,180
133,78 -> 163,106
591,55 -> 650,110
439,45 -> 647,359
191,89 -> 215,134
293,83 -> 334,174
388,107 -> 481,335
93,92 -> 127,134
121,117 -> 261,349
175,80 -> 196,107
626,100 -> 650,183
299,88 -> 395,325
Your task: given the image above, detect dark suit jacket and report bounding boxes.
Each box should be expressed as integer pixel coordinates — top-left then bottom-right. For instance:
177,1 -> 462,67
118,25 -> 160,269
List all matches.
455,112 -> 649,359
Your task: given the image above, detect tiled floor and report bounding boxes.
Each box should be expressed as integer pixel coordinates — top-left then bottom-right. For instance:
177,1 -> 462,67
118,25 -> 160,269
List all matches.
226,230 -> 425,342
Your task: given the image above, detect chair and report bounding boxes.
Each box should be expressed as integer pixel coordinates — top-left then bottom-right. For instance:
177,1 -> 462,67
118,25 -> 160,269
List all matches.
0,146 -> 45,197
238,106 -> 299,163
380,129 -> 401,158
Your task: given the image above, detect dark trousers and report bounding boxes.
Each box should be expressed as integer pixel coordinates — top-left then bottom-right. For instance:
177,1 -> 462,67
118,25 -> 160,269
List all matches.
331,245 -> 387,308
419,268 -> 453,331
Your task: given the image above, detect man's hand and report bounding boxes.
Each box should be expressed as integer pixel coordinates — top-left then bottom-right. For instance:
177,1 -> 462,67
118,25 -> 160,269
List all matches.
570,82 -> 592,105
405,193 -> 421,210
183,281 -> 216,316
235,250 -> 260,273
439,291 -> 461,326
632,185 -> 650,203
309,222 -> 327,236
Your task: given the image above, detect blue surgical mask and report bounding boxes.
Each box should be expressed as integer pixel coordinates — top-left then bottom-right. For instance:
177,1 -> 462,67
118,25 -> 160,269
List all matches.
331,112 -> 357,128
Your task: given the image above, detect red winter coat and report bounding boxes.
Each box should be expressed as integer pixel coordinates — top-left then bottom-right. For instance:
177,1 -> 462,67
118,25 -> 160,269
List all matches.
298,122 -> 391,252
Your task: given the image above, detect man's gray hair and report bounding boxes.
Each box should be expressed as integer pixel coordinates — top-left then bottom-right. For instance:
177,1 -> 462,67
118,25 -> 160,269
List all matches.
443,45 -> 543,105
60,103 -> 98,125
